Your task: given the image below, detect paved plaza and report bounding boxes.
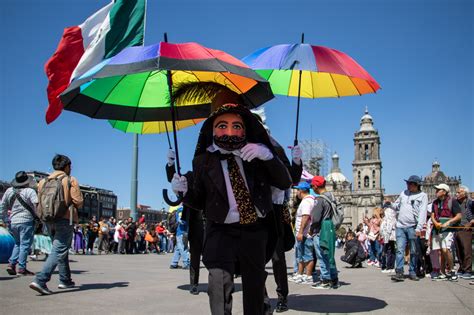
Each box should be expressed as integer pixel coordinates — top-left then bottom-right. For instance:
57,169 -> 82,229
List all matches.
0,250 -> 473,315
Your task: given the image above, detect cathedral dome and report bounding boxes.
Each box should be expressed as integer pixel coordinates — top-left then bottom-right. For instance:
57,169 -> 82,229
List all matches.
326,152 -> 348,183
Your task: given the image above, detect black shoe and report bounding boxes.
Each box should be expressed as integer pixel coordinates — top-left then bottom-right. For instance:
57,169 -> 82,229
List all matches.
331,278 -> 340,289
190,285 -> 199,295
18,268 -> 35,276
6,264 -> 16,276
391,273 -> 405,282
169,265 -> 181,269
408,275 -> 420,281
448,272 -> 458,282
263,301 -> 273,315
275,300 -> 289,313
58,281 -> 75,289
29,282 -> 53,295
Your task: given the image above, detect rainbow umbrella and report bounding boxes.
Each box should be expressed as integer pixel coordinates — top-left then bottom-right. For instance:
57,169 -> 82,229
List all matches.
242,34 -> 380,145
108,118 -> 204,134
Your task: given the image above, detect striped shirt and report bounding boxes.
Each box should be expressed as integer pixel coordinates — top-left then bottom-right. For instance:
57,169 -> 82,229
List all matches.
0,187 -> 38,224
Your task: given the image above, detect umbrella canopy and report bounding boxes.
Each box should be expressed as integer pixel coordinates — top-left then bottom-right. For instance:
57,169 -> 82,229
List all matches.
242,43 -> 380,98
60,41 -> 273,122
108,118 -> 204,134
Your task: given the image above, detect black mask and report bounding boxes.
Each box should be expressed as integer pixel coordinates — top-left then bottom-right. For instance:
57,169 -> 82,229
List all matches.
213,134 -> 247,151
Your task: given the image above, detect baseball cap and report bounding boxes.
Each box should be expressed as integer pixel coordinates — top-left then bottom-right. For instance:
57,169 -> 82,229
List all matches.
311,176 -> 326,188
434,183 -> 450,193
293,181 -> 311,191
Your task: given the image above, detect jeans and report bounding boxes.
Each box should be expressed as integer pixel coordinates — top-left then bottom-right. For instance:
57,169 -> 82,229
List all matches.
171,234 -> 189,267
313,235 -> 337,281
35,220 -> 74,286
395,227 -> 417,276
9,221 -> 34,269
368,239 -> 382,262
158,234 -> 167,252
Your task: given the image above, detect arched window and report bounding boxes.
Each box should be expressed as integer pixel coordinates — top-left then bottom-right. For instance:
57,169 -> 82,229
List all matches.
364,144 -> 369,160
364,176 -> 369,188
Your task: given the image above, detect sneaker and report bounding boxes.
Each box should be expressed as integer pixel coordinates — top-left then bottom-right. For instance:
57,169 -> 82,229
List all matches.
391,273 -> 404,282
18,269 -> 35,276
331,279 -> 340,289
460,273 -> 472,280
447,273 -> 458,282
6,264 -> 16,276
312,280 -> 332,289
381,269 -> 391,273
295,275 -> 312,284
408,274 -> 420,281
189,284 -> 199,295
288,274 -> 303,283
58,281 -> 75,289
432,274 -> 447,281
29,282 -> 53,295
367,260 -> 374,266
373,261 -> 381,268
169,265 -> 181,269
275,300 -> 289,313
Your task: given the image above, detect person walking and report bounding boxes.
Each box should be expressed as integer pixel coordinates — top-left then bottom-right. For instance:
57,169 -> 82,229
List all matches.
29,154 -> 83,295
1,171 -> 38,276
431,183 -> 462,281
453,186 -> 473,280
387,175 -> 428,282
169,205 -> 190,269
310,176 -> 339,289
97,217 -> 110,254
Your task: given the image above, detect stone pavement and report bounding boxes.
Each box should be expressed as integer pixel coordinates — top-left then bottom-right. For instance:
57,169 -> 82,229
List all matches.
0,250 -> 473,315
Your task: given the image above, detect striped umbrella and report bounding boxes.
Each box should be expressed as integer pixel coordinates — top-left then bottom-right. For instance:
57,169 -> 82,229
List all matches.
242,34 -> 380,145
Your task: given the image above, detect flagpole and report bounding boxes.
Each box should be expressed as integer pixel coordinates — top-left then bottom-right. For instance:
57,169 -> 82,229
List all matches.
130,0 -> 147,221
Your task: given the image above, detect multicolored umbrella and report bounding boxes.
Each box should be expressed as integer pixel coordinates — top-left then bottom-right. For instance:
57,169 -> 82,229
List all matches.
108,118 -> 204,134
60,41 -> 273,122
242,35 -> 380,144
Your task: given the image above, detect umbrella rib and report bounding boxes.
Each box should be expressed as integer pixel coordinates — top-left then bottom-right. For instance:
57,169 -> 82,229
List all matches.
350,77 -> 362,96
133,71 -> 153,122
328,73 -> 340,98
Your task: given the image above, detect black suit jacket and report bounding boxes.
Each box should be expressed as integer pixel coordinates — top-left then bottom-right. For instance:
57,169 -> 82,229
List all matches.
185,152 -> 292,224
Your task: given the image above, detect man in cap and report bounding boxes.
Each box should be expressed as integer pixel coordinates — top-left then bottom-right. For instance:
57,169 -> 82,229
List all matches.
387,175 -> 428,282
310,176 -> 339,289
172,89 -> 292,315
431,183 -> 462,281
291,181 -> 315,285
1,171 -> 38,276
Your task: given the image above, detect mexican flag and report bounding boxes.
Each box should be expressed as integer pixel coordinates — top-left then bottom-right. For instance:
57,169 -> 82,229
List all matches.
45,0 -> 145,124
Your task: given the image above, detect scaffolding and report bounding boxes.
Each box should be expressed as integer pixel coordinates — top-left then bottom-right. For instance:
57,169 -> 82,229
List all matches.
299,139 -> 331,176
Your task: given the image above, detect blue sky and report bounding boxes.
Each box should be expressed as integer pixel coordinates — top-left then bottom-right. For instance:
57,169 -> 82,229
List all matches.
1,0 -> 472,209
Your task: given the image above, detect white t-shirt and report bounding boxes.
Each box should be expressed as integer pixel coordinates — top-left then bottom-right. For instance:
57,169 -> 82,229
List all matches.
294,195 -> 315,236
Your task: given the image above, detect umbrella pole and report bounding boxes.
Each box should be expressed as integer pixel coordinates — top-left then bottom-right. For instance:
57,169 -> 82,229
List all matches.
164,122 -> 172,149
294,33 -> 305,146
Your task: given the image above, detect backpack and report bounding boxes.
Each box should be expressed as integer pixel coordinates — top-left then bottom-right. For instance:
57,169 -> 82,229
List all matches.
37,175 -> 70,222
318,193 -> 344,230
167,211 -> 178,234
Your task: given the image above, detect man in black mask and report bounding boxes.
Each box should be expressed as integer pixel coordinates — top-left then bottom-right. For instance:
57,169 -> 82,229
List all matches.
172,89 -> 292,315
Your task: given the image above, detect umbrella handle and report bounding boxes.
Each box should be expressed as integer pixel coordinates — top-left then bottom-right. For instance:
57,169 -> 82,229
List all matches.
162,189 -> 183,206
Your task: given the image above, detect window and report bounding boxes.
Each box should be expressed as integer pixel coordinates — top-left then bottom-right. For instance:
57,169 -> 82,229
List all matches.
364,176 -> 369,188
364,144 -> 369,160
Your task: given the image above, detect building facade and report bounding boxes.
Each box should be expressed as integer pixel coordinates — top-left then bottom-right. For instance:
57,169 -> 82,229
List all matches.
421,161 -> 461,203
116,205 -> 168,225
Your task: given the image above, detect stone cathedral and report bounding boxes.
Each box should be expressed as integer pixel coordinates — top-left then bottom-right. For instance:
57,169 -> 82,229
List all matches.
326,108 -> 385,229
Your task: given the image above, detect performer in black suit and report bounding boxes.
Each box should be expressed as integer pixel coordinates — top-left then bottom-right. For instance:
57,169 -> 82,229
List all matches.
172,89 -> 292,315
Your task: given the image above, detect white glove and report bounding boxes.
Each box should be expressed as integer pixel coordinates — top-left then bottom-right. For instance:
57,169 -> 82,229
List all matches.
167,149 -> 176,166
291,145 -> 302,165
171,174 -> 187,195
240,143 -> 273,162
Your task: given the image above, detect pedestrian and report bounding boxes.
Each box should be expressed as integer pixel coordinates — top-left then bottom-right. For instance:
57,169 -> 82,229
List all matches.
380,204 -> 396,273
29,154 -> 83,295
172,89 -> 291,315
340,231 -> 366,268
125,217 -> 137,254
1,171 -> 38,276
155,221 -> 167,253
364,208 -> 382,268
388,175 -> 428,282
73,224 -> 85,254
453,186 -> 473,280
169,205 -> 190,269
289,181 -> 315,285
430,183 -> 462,281
86,217 -> 98,255
310,176 -> 339,289
98,217 -> 110,254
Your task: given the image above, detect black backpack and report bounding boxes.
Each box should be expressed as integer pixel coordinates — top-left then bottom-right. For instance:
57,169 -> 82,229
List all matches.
167,211 -> 178,234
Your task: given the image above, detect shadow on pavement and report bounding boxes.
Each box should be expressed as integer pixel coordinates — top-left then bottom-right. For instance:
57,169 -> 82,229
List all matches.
0,276 -> 16,281
54,281 -> 130,294
283,294 -> 387,313
177,283 -> 242,293
52,270 -> 89,275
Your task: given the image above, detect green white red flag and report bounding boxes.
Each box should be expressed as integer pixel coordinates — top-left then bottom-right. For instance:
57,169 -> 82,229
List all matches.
44,0 -> 145,124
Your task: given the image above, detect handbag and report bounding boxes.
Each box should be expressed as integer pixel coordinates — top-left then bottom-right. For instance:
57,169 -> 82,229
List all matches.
367,231 -> 378,241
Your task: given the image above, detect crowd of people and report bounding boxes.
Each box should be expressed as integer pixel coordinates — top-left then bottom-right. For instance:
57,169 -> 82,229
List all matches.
337,179 -> 473,285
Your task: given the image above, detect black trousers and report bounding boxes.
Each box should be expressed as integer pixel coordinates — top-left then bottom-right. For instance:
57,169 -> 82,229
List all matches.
205,221 -> 268,315
189,211 -> 204,286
